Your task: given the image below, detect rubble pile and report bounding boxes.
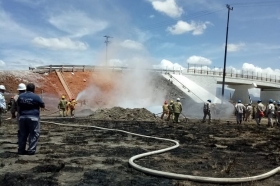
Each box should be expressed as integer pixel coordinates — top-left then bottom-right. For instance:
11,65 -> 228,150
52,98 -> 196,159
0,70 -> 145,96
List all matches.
91,107 -> 161,121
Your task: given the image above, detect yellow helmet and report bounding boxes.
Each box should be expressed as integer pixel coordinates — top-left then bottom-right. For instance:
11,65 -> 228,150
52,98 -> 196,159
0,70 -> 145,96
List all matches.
170,100 -> 173,103
62,95 -> 65,99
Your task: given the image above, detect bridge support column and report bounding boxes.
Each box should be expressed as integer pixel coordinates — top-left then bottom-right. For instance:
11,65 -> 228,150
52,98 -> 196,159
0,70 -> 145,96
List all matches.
260,89 -> 280,102
228,83 -> 257,103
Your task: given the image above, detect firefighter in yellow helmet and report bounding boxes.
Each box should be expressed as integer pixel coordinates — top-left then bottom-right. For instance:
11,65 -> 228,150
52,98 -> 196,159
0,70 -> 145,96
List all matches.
58,95 -> 68,117
167,100 -> 174,121
172,98 -> 182,123
68,98 -> 77,117
161,100 -> 169,120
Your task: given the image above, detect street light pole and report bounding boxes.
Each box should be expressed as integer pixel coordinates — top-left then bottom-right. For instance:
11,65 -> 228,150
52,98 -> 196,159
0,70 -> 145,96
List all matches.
221,4 -> 233,100
104,35 -> 112,66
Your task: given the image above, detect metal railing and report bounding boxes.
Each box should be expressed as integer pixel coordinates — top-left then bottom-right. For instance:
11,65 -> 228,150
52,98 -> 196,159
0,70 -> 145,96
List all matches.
184,68 -> 280,84
31,65 -> 280,85
165,72 -> 204,102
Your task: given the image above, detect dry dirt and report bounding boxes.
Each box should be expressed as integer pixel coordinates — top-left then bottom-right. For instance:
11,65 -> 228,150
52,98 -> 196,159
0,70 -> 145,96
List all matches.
1,107 -> 280,186
1,70 -> 280,185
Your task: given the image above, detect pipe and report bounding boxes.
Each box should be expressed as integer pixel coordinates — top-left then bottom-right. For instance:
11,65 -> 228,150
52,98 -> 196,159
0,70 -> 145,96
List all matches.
41,120 -> 280,184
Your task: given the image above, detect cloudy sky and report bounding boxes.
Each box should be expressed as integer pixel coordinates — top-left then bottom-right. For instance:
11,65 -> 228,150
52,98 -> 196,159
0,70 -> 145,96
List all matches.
0,0 -> 279,72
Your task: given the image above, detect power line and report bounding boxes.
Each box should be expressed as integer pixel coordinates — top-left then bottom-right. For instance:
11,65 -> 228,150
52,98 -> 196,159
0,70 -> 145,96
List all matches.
232,1 -> 280,7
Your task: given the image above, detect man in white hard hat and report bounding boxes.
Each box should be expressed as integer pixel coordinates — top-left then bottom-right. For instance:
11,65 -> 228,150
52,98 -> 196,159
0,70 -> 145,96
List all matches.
11,83 -> 26,118
0,85 -> 7,126
172,98 -> 182,123
235,100 -> 246,124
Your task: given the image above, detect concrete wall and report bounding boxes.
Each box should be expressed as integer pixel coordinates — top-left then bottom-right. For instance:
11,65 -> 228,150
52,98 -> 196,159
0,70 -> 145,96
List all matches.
260,90 -> 280,103
183,74 -> 218,97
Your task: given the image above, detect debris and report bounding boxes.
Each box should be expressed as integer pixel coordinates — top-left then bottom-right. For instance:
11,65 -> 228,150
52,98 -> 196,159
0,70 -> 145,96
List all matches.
215,144 -> 228,149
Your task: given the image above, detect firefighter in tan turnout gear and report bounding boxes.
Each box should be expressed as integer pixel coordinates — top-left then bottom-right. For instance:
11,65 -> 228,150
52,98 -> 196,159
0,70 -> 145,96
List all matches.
58,95 -> 68,117
167,100 -> 174,121
161,100 -> 169,120
172,98 -> 182,123
68,98 -> 77,117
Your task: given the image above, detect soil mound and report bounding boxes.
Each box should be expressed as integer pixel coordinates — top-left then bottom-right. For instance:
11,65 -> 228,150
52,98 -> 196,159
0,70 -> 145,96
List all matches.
91,107 -> 161,121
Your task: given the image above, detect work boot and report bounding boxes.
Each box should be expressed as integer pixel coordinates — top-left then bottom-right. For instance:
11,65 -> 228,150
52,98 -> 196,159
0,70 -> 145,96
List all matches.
18,150 -> 28,155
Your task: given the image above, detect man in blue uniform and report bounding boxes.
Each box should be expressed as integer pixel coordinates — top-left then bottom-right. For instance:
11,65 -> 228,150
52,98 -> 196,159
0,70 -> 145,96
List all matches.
17,83 -> 45,155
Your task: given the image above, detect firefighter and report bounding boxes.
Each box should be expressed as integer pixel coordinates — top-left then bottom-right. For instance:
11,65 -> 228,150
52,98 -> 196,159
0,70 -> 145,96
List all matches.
68,98 -> 77,117
235,100 -> 246,124
172,98 -> 182,123
167,100 -> 174,121
58,95 -> 68,117
255,100 -> 266,125
202,99 -> 211,124
245,103 -> 253,122
161,100 -> 169,120
266,99 -> 275,127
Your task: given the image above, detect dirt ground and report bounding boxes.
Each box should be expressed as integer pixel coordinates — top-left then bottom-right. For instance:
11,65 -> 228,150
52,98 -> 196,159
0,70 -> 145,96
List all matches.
1,108 -> 280,186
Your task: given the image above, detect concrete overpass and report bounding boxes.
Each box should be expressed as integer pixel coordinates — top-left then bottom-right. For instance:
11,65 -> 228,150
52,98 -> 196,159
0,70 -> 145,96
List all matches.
32,65 -> 280,104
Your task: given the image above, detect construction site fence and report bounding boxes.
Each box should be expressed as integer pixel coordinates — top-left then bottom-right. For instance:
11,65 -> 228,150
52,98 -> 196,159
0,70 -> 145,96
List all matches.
31,65 -> 280,84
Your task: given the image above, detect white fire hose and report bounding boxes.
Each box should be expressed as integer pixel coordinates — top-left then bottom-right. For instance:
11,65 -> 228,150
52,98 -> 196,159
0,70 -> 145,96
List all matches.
41,120 -> 280,184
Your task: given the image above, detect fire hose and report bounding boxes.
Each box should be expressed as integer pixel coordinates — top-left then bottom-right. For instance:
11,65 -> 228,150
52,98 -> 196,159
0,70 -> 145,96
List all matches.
40,120 -> 280,184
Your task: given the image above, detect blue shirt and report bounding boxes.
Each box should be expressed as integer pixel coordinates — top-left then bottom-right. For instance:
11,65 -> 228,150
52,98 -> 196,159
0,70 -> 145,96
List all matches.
17,91 -> 45,118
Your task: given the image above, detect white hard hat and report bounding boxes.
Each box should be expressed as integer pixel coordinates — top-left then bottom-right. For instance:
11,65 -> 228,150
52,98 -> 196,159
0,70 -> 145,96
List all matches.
17,83 -> 26,90
0,85 -> 6,90
177,98 -> 180,101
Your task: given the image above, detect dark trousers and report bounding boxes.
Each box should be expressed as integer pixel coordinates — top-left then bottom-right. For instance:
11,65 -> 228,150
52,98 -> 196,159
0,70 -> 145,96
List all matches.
18,117 -> 40,154
174,113 -> 180,123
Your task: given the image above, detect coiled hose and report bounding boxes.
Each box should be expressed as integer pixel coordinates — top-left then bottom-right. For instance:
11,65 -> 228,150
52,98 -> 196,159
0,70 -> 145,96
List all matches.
41,120 -> 280,184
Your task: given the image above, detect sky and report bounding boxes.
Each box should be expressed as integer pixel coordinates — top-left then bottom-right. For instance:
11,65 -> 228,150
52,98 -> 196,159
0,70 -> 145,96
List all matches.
0,0 -> 279,74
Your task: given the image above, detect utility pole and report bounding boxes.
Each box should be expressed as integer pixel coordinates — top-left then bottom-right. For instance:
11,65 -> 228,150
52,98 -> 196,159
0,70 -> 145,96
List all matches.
104,35 -> 112,66
221,4 -> 233,101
